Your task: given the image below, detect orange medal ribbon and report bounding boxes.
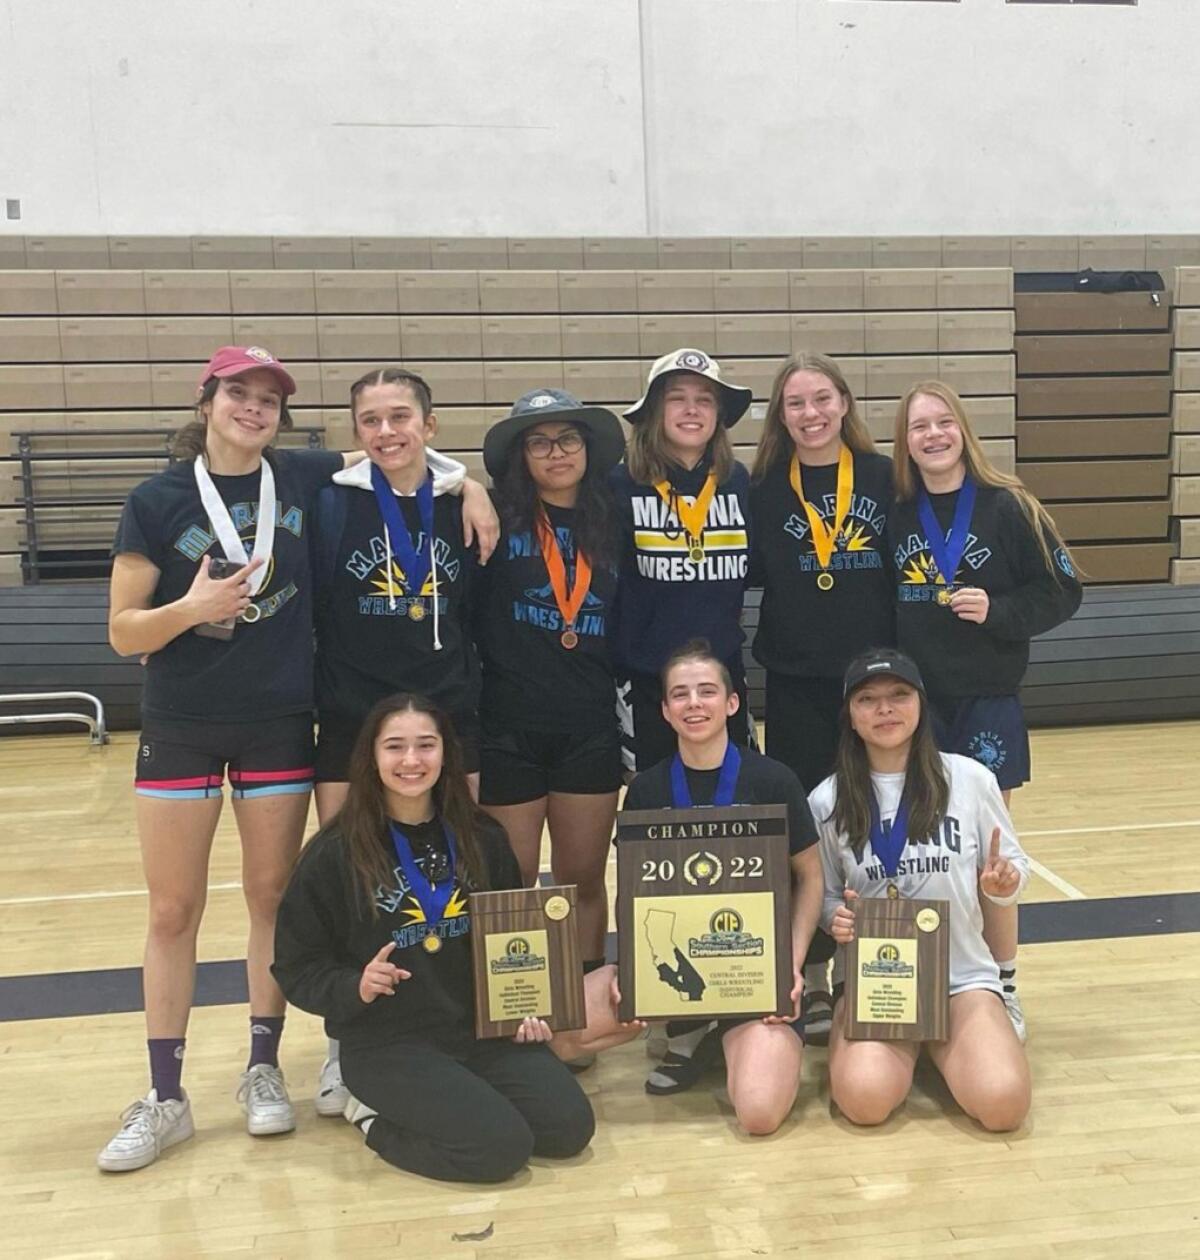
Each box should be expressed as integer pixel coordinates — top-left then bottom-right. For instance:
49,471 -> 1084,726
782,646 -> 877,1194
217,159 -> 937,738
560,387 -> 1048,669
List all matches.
790,446 -> 853,584
537,510 -> 592,647
654,471 -> 718,559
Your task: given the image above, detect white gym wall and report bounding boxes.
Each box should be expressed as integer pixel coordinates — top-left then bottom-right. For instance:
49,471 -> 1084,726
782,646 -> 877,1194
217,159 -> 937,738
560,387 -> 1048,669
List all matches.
0,0 -> 1194,236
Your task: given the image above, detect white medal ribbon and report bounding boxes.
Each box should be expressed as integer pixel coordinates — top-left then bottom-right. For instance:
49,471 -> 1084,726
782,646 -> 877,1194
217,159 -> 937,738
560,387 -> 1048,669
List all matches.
193,455 -> 275,613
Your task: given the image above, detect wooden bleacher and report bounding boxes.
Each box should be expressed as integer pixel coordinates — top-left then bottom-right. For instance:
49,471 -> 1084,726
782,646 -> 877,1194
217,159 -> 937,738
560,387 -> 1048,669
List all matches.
4,237 -> 1198,586
0,258 -> 1018,583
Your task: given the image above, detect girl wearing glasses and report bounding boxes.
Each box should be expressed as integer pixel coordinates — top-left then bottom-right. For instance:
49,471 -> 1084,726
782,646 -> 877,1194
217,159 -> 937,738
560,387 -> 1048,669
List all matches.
474,390 -> 626,975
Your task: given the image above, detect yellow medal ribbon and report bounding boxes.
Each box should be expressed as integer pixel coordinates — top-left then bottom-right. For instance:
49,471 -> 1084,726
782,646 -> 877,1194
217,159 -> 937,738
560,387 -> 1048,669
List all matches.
789,445 -> 854,573
654,471 -> 718,557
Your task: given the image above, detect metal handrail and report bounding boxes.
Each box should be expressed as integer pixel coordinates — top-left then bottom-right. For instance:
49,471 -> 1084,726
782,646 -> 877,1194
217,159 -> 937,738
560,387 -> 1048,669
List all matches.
0,691 -> 108,744
11,425 -> 326,583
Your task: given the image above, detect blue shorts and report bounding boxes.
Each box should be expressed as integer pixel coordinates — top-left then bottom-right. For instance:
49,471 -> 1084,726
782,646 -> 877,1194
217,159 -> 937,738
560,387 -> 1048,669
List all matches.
930,694 -> 1030,791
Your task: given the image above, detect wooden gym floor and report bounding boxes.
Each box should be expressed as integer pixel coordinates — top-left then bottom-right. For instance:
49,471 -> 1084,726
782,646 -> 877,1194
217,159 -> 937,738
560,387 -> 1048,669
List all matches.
1,721 -> 1199,1259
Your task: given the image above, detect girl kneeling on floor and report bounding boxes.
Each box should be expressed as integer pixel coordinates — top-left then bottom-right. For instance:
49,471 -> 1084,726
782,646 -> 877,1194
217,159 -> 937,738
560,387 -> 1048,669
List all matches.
813,649 -> 1032,1132
272,693 -> 594,1183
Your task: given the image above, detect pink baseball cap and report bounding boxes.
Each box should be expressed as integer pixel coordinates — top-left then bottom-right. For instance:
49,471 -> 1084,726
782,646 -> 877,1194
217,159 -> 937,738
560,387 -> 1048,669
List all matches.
198,345 -> 297,398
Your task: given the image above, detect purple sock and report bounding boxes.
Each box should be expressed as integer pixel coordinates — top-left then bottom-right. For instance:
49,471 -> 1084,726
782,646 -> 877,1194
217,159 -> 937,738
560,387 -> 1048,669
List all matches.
247,1015 -> 285,1070
148,1038 -> 186,1102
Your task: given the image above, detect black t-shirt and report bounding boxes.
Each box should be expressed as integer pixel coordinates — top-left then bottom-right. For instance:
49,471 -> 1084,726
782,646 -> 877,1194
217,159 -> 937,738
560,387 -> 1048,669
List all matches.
111,448 -> 343,723
608,458 -> 752,676
750,450 -> 895,678
889,484 -> 1083,701
623,746 -> 818,855
312,484 -> 477,725
273,813 -> 522,1050
475,501 -> 618,734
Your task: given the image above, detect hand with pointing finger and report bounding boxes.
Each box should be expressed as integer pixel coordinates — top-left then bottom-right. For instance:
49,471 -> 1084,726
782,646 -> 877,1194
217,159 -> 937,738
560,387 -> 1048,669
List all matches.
359,940 -> 412,1003
830,888 -> 859,945
980,827 -> 1020,900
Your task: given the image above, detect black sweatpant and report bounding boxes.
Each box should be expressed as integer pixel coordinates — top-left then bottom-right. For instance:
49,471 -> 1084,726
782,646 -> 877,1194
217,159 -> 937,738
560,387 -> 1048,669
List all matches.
340,1036 -> 595,1184
764,671 -> 844,797
626,654 -> 751,773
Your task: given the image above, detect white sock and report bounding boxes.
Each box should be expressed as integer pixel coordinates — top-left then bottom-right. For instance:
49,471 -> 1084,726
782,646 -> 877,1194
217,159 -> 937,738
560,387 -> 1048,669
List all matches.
666,1022 -> 715,1059
803,961 -> 829,995
998,958 -> 1017,992
327,1037 -> 341,1063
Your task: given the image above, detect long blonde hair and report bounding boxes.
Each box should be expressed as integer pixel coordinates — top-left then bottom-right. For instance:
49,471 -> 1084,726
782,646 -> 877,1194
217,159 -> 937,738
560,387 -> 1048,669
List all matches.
751,353 -> 876,482
625,371 -> 735,486
893,380 -> 1076,578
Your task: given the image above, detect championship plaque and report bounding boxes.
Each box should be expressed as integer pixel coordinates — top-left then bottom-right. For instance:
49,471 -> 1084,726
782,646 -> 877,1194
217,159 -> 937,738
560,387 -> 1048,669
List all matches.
616,805 -> 793,1022
844,897 -> 950,1042
469,885 -> 586,1039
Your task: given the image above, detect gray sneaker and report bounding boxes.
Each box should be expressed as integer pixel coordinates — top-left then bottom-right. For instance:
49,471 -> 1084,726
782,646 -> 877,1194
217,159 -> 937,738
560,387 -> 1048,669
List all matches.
97,1090 -> 195,1172
315,1056 -> 350,1117
237,1064 -> 296,1136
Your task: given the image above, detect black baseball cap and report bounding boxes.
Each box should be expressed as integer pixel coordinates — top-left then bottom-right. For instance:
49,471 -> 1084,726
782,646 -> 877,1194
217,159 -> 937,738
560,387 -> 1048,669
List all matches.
843,648 -> 926,698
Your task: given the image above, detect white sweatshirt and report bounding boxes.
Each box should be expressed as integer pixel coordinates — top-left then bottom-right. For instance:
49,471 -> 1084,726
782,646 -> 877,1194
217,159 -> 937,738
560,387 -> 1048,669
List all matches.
810,753 -> 1030,995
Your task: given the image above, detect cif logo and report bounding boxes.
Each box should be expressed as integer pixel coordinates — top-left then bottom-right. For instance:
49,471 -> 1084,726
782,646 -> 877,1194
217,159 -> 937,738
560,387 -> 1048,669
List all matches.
506,937 -> 532,958
876,943 -> 901,963
709,907 -> 743,935
684,850 -> 723,887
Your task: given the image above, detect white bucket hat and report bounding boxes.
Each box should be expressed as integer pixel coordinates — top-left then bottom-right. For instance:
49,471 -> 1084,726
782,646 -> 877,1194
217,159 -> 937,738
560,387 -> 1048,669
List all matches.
624,348 -> 753,428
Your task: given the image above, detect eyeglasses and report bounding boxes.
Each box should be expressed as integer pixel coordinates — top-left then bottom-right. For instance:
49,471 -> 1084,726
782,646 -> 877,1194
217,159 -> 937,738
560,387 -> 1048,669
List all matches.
523,430 -> 585,459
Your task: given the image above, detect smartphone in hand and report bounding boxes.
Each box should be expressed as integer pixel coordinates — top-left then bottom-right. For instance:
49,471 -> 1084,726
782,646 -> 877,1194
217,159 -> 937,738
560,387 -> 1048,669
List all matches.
194,556 -> 241,640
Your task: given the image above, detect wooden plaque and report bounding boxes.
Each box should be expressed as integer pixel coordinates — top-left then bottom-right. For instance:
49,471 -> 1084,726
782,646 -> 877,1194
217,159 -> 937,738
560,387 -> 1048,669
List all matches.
844,897 -> 950,1042
469,885 -> 586,1040
616,805 -> 793,1023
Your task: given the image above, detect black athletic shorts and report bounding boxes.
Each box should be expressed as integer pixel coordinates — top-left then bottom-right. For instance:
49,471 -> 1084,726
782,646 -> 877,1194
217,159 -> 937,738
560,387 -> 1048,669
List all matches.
478,723 -> 623,806
931,694 -> 1030,791
134,713 -> 314,800
316,708 -> 481,782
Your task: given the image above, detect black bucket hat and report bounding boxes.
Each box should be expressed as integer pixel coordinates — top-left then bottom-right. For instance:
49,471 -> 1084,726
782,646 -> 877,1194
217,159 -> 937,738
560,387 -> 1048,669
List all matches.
483,388 -> 626,481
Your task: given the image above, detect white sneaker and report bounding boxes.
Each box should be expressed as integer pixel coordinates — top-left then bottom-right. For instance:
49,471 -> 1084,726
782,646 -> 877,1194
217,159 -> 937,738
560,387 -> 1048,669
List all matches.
1003,988 -> 1028,1044
343,1093 -> 378,1136
314,1057 -> 350,1117
97,1090 -> 194,1172
237,1064 -> 296,1136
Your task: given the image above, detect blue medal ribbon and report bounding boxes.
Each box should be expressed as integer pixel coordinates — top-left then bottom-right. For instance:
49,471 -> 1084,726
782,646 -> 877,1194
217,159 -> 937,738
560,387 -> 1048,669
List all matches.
388,820 -> 458,938
670,742 -> 741,808
917,476 -> 977,591
370,464 -> 434,598
868,796 -> 909,879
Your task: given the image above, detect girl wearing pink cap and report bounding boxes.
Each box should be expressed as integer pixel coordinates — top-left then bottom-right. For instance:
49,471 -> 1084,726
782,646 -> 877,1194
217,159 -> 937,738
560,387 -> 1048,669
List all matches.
99,347 -> 496,1172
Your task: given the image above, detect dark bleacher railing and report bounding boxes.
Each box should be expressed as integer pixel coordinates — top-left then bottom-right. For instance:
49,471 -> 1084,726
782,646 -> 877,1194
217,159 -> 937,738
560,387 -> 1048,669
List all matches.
12,425 -> 326,583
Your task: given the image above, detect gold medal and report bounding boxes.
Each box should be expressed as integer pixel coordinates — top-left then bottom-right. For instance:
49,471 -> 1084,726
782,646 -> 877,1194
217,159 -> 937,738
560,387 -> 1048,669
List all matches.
936,587 -> 956,607
886,882 -> 899,900
544,895 -> 571,922
654,474 -> 717,567
791,446 -> 854,584
408,602 -> 427,622
560,629 -> 579,650
916,908 -> 941,933
422,934 -> 442,954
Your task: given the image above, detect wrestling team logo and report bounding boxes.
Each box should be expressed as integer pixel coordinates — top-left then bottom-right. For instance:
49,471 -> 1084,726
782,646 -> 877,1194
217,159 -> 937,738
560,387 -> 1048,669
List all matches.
967,729 -> 1007,773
